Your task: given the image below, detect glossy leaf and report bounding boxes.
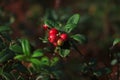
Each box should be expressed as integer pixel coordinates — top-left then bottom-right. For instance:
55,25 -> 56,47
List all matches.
59,48 -> 70,57
30,58 -> 41,66
9,43 -> 22,53
14,55 -> 25,61
32,49 -> 43,57
41,57 -> 49,66
45,19 -> 59,28
20,39 -> 31,56
67,14 -> 80,25
71,34 -> 87,44
113,38 -> 120,46
64,24 -> 76,33
64,14 -> 80,33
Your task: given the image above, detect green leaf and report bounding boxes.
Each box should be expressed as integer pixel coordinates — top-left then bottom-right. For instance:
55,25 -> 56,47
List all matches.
50,57 -> 59,66
41,57 -> 49,66
59,48 -> 70,57
14,55 -> 25,61
32,49 -> 43,57
67,14 -> 80,24
45,19 -> 59,28
9,43 -> 22,53
0,54 -> 10,63
0,49 -> 7,58
111,59 -> 118,66
64,14 -> 80,33
0,53 -> 14,63
20,39 -> 31,56
30,58 -> 41,66
0,26 -> 11,32
64,24 -> 76,33
113,38 -> 120,46
71,34 -> 87,44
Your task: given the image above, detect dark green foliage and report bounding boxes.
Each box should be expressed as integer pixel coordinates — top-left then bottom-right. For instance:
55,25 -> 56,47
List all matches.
0,12 -> 113,80
9,43 -> 22,53
59,48 -> 70,57
71,34 -> 87,44
45,19 -> 59,29
64,14 -> 80,33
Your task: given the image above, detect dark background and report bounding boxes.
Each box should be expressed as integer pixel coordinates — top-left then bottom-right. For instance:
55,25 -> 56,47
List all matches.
0,0 -> 120,79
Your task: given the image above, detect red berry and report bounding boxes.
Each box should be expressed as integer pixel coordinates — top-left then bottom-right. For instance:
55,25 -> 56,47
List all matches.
48,34 -> 58,43
43,24 -> 48,30
49,28 -> 58,35
60,33 -> 68,41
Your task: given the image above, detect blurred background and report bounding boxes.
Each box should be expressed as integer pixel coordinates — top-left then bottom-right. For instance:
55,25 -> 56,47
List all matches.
0,0 -> 120,79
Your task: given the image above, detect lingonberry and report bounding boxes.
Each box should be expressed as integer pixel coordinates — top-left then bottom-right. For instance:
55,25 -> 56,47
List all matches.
48,34 -> 58,43
43,24 -> 48,30
57,38 -> 64,46
60,33 -> 68,41
49,28 -> 58,35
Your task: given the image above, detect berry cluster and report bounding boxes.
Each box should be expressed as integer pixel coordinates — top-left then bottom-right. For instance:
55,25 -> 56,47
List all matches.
43,24 -> 68,46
